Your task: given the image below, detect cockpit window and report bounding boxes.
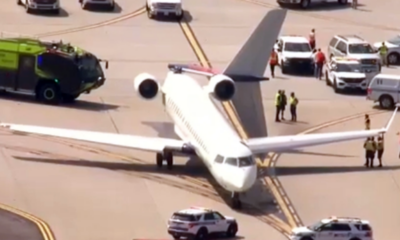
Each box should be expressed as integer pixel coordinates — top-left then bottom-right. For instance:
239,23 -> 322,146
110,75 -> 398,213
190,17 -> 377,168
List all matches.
214,155 -> 224,164
238,157 -> 255,167
224,158 -> 238,166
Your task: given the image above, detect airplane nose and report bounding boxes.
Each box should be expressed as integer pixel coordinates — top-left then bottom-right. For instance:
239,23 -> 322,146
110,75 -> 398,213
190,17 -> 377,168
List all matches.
231,166 -> 257,191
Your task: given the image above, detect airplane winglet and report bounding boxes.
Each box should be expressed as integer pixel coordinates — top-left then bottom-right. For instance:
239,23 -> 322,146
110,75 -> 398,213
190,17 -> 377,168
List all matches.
382,107 -> 398,132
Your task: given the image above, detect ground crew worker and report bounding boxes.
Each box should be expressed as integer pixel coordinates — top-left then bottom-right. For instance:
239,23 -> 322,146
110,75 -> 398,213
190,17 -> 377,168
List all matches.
376,134 -> 384,167
275,90 -> 282,122
270,50 -> 278,78
309,29 -> 316,50
280,90 -> 287,120
314,49 -> 325,80
364,137 -> 377,168
365,114 -> 370,130
289,92 -> 298,122
378,42 -> 389,67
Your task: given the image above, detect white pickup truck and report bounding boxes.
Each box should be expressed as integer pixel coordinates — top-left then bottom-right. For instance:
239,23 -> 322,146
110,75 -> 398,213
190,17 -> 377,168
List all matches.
146,0 -> 183,20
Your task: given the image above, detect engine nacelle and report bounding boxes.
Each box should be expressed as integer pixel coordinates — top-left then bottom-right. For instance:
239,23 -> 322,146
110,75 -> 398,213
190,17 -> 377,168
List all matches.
207,74 -> 236,101
133,73 -> 160,100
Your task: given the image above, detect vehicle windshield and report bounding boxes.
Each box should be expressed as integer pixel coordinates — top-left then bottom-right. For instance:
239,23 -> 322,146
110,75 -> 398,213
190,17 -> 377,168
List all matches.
335,63 -> 362,72
307,221 -> 324,231
348,44 -> 375,54
388,35 -> 400,45
77,55 -> 104,79
284,42 -> 311,52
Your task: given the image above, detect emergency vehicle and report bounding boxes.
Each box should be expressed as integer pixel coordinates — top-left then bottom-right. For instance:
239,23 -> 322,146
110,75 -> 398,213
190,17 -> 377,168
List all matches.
0,32 -> 108,104
275,35 -> 315,74
17,0 -> 60,14
167,206 -> 238,240
146,0 -> 183,20
277,0 -> 348,9
325,57 -> 368,92
290,216 -> 373,240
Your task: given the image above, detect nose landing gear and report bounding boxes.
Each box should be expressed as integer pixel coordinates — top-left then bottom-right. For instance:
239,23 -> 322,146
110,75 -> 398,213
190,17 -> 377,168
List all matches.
231,192 -> 242,209
156,151 -> 174,170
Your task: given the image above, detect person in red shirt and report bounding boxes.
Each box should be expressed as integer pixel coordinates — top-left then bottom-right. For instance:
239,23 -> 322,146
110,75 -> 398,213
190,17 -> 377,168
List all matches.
309,29 -> 316,50
314,49 -> 325,80
270,50 -> 278,78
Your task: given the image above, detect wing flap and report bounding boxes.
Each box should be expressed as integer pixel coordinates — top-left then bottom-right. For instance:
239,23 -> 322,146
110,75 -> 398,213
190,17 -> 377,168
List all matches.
245,108 -> 397,154
0,123 -> 185,153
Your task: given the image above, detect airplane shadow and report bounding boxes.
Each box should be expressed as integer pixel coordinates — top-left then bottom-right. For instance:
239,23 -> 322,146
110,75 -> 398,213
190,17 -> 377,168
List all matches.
14,155 -> 277,216
141,121 -> 180,140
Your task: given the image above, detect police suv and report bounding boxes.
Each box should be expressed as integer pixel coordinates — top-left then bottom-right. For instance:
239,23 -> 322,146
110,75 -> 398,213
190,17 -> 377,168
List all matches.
275,35 -> 315,74
325,57 -> 368,92
290,216 -> 373,240
167,207 -> 238,240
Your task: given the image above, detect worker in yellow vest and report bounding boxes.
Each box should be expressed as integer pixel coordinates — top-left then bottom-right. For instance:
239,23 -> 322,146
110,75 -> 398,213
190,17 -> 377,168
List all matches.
365,114 -> 370,130
376,134 -> 384,167
378,42 -> 389,67
364,137 -> 377,168
289,92 -> 299,122
275,90 -> 282,122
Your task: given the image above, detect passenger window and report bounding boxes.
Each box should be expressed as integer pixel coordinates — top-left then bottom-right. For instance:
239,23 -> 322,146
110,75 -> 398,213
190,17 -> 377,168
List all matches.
336,41 -> 347,54
214,155 -> 224,163
319,223 -> 333,231
331,224 -> 351,231
213,212 -> 225,220
329,38 -> 338,47
225,158 -> 238,166
204,213 -> 215,221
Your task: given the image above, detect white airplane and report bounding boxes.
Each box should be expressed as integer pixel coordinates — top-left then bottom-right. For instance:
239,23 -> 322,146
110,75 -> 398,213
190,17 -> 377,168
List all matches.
0,9 -> 397,209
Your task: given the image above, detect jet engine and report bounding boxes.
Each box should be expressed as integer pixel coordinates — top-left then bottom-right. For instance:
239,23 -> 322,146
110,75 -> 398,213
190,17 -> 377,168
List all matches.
133,73 -> 160,100
207,74 -> 236,101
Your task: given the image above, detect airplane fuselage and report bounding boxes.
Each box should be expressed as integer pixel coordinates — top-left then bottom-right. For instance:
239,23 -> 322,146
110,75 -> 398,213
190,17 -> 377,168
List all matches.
162,72 -> 257,193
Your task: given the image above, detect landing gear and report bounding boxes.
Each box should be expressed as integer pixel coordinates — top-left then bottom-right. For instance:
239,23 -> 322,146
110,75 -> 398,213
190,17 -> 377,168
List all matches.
231,192 -> 242,209
156,151 -> 174,170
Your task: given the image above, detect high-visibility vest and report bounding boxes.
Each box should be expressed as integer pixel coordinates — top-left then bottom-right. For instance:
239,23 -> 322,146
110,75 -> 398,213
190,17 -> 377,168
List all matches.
289,97 -> 298,106
309,32 -> 315,42
275,93 -> 281,106
377,140 -> 384,150
364,141 -> 376,151
270,52 -> 278,64
379,45 -> 388,55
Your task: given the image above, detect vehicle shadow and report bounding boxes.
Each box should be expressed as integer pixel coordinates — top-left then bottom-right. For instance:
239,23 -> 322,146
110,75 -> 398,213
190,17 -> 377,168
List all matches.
285,2 -> 367,12
153,10 -> 192,23
0,93 -> 120,112
30,8 -> 69,17
83,2 -> 123,14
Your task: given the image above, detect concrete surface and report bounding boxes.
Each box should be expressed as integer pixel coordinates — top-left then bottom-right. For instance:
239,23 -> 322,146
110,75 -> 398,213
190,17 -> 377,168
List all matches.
1,0 -> 400,239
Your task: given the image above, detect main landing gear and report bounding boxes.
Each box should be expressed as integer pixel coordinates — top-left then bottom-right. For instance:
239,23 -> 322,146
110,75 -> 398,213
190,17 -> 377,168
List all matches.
231,192 -> 242,209
156,151 -> 173,170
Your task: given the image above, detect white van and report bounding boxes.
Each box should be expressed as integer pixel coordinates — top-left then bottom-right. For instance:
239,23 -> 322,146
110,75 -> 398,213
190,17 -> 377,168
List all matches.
367,74 -> 400,109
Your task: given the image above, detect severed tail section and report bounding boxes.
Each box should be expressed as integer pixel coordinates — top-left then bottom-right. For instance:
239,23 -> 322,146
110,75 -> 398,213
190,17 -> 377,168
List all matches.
223,9 -> 287,82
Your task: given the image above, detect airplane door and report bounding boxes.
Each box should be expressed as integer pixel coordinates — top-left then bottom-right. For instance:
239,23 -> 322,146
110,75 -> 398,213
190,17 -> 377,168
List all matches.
16,55 -> 37,91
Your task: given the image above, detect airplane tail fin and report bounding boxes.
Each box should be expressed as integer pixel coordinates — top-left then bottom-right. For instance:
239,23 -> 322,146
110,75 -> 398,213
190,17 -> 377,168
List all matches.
223,9 -> 287,82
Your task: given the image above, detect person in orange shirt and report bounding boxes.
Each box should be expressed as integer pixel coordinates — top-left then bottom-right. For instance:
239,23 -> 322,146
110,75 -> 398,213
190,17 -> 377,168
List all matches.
270,50 -> 278,78
309,29 -> 316,50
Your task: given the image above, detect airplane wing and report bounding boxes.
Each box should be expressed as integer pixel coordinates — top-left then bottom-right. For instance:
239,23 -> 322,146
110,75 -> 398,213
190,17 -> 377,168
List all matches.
245,108 -> 397,154
0,123 -> 189,153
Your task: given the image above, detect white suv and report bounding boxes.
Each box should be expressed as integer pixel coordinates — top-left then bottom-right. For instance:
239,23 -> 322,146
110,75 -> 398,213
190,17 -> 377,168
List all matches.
275,35 -> 315,74
328,35 -> 380,69
167,207 -> 238,240
290,216 -> 373,240
146,0 -> 183,20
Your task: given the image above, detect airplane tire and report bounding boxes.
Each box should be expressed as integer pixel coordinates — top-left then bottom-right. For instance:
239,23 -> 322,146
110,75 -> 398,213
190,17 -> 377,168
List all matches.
165,152 -> 173,170
156,153 -> 163,168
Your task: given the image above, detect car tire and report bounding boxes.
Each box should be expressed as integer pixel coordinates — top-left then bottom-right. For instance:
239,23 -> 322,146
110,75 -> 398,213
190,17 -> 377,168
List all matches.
108,2 -> 115,11
176,12 -> 183,21
226,223 -> 238,238
387,52 -> 400,65
379,95 -> 395,109
333,78 -> 339,93
38,83 -> 61,104
349,238 -> 361,240
172,234 -> 180,240
338,0 -> 348,4
195,228 -> 208,240
17,0 -> 22,5
300,0 -> 310,9
299,237 -> 314,240
156,153 -> 163,168
25,4 -> 32,13
53,8 -> 60,14
281,61 -> 287,74
325,71 -> 330,86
